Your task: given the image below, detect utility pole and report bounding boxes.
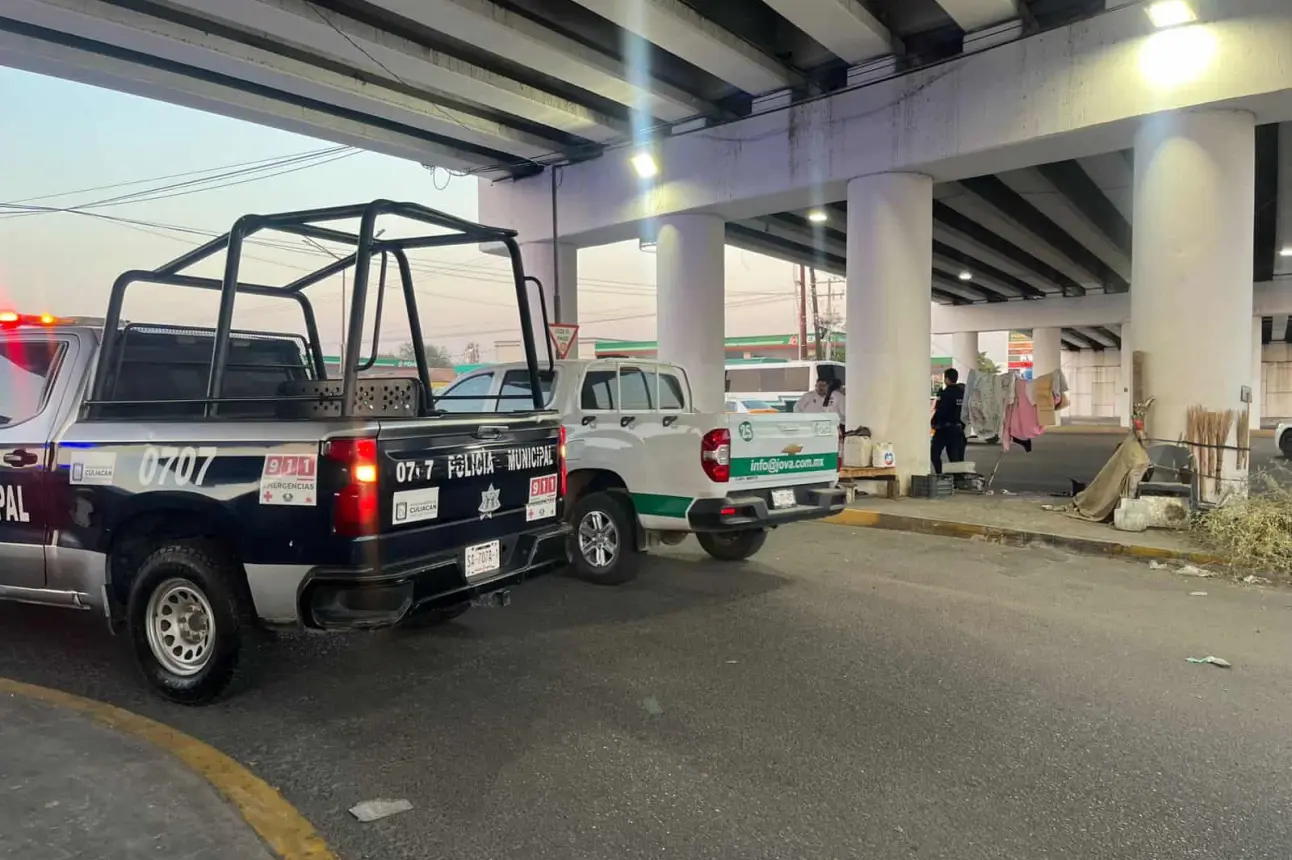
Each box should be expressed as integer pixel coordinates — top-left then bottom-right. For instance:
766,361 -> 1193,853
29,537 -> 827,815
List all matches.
797,264 -> 808,360
809,267 -> 823,361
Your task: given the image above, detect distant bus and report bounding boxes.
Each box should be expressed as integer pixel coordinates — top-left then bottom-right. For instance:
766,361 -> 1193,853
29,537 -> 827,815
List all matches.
725,360 -> 845,411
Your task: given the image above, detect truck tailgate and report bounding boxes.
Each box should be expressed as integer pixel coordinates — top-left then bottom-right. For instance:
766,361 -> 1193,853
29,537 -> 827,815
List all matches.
376,418 -> 562,555
729,413 -> 838,488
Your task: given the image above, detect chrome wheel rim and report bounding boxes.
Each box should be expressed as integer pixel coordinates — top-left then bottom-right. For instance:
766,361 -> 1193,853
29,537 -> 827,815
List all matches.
578,510 -> 619,569
145,578 -> 216,677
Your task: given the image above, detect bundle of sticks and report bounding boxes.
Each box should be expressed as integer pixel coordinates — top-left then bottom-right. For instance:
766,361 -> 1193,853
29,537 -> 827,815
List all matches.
1186,405 -> 1235,498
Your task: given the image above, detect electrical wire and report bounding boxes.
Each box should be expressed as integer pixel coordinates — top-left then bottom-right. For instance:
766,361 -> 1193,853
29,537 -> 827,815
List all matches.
7,145 -> 353,205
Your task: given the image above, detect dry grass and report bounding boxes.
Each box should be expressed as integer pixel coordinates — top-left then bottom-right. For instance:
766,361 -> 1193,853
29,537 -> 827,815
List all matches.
1191,473 -> 1292,574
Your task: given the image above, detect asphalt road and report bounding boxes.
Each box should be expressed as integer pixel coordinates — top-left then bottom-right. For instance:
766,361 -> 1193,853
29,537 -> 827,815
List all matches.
3,527 -> 1292,859
976,432 -> 1292,495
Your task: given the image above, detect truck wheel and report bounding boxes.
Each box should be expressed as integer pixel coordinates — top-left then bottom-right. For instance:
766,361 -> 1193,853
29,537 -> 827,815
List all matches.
569,491 -> 641,585
126,541 -> 258,706
1281,431 -> 1292,459
697,529 -> 768,562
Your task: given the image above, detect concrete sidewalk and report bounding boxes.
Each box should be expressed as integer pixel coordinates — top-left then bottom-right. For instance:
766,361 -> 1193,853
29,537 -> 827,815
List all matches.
0,692 -> 276,860
827,495 -> 1225,565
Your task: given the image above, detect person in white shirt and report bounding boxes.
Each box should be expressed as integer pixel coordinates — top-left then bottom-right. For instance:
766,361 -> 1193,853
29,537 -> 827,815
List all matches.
794,376 -> 846,426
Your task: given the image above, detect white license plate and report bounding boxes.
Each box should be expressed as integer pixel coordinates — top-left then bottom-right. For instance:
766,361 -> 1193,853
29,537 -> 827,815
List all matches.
464,540 -> 501,578
771,489 -> 796,509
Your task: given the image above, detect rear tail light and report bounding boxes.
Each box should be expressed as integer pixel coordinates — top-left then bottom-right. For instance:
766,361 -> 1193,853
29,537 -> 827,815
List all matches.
700,428 -> 731,483
558,424 -> 568,496
324,437 -> 379,537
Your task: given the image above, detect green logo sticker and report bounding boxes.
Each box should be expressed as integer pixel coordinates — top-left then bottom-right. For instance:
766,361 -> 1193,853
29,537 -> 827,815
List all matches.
738,421 -> 755,442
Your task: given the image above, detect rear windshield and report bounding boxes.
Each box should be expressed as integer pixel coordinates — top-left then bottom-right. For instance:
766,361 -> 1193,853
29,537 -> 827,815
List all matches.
0,339 -> 63,427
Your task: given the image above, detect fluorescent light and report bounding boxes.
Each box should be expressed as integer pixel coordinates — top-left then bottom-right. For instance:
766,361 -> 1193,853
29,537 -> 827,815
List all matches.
807,210 -> 828,223
1281,247 -> 1292,258
631,151 -> 658,179
1146,0 -> 1196,29
958,271 -> 973,281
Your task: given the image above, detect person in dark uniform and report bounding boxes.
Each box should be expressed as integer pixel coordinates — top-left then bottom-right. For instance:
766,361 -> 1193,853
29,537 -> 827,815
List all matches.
930,368 -> 967,475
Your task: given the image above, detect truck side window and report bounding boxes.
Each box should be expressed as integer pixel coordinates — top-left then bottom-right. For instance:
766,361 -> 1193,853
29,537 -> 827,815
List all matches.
497,370 -> 556,412
581,370 -> 616,410
0,339 -> 64,428
659,374 -> 686,410
438,372 -> 495,412
618,367 -> 655,411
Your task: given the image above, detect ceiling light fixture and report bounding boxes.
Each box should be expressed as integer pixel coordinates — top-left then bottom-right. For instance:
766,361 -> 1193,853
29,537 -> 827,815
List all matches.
807,210 -> 828,224
1146,0 -> 1196,29
958,271 -> 973,281
1280,247 -> 1292,258
630,151 -> 658,179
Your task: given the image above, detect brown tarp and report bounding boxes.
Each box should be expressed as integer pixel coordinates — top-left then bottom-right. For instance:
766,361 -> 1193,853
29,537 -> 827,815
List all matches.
1070,433 -> 1151,522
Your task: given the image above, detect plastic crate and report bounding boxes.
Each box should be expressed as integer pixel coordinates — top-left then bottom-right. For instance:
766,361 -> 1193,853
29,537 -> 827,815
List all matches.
911,474 -> 955,499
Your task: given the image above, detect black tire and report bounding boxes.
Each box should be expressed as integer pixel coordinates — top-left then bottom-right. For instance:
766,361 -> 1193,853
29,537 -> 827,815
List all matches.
402,600 -> 471,628
126,541 -> 258,706
568,491 -> 641,585
1281,431 -> 1292,460
696,529 -> 768,562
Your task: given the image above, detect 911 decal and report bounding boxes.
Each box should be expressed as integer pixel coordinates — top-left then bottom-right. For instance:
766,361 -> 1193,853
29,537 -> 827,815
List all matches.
259,454 -> 317,506
138,446 -> 218,486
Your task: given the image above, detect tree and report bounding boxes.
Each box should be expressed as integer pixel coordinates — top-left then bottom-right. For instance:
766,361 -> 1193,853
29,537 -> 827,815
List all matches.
977,351 -> 998,374
397,341 -> 455,368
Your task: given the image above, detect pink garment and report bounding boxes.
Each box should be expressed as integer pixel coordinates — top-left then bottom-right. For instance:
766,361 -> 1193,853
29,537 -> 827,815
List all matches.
1002,376 -> 1045,452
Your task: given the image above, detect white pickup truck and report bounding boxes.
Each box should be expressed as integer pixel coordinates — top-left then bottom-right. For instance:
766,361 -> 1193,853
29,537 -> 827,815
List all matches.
437,359 -> 845,583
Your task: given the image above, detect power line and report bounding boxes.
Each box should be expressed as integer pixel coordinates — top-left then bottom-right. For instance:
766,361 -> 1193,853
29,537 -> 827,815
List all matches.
7,145 -> 353,205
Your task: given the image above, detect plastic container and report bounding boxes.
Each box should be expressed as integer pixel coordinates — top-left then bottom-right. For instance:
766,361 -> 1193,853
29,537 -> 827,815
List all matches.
911,474 -> 954,499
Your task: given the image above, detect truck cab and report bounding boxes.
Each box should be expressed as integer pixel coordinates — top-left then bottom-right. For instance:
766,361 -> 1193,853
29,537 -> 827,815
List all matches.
439,359 -> 846,582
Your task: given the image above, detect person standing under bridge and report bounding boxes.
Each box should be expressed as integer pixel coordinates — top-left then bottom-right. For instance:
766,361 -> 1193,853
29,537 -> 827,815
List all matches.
931,368 -> 967,475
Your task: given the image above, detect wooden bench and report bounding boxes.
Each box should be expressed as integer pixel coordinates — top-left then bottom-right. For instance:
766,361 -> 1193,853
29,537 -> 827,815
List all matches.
838,466 -> 899,499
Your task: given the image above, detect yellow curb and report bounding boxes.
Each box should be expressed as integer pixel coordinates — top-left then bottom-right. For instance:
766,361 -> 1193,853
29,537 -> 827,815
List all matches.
0,677 -> 336,860
825,507 -> 1226,566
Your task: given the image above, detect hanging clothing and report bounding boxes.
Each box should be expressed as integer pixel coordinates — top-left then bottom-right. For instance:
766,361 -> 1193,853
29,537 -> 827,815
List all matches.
969,372 -> 1014,442
961,369 -> 979,427
1002,375 -> 1046,452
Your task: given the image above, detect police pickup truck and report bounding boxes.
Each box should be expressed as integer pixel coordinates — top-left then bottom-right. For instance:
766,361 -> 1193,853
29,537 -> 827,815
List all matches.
0,201 -> 571,704
438,359 -> 846,584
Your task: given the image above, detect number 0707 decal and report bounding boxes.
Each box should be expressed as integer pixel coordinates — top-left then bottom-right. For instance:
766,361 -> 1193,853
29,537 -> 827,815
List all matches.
138,446 -> 218,486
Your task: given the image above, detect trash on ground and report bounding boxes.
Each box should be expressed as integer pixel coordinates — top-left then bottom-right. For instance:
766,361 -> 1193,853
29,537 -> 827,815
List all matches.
349,799 -> 414,822
643,696 -> 664,717
1186,656 -> 1232,668
1242,574 -> 1271,585
1148,560 -> 1169,570
1189,591 -> 1208,597
1040,504 -> 1060,511
1177,564 -> 1212,577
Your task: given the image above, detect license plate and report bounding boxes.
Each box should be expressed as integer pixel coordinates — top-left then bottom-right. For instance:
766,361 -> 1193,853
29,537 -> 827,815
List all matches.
772,488 -> 796,509
464,540 -> 501,579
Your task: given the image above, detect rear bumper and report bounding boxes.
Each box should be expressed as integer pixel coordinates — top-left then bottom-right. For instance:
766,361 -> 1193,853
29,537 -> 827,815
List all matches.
297,522 -> 571,630
687,482 -> 845,533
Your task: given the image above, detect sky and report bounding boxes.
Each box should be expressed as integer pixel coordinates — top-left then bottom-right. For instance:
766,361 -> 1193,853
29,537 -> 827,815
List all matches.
0,68 -> 1002,366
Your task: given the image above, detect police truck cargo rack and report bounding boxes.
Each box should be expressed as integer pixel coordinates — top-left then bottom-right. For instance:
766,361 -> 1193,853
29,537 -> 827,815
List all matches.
0,200 -> 577,705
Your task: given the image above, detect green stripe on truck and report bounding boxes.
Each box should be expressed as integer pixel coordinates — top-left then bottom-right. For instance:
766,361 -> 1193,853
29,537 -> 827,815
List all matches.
730,453 -> 839,478
631,493 -> 694,518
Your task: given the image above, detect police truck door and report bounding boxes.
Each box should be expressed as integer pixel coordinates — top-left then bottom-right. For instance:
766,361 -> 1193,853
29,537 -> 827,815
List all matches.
0,334 -> 67,589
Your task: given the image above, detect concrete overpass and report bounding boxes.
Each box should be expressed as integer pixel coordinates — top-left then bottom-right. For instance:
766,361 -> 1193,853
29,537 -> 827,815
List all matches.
4,0 -> 1291,489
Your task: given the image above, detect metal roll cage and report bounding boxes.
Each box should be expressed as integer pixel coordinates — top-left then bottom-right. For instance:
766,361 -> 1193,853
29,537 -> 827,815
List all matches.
85,199 -> 547,417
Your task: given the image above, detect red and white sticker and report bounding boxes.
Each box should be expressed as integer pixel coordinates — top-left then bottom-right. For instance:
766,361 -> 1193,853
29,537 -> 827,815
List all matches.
526,500 -> 556,521
529,473 -> 558,503
260,454 -> 318,506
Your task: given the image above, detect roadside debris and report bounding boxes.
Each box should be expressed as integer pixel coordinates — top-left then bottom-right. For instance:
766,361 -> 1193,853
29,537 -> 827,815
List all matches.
1177,564 -> 1212,578
1189,591 -> 1208,597
1186,656 -> 1232,668
349,799 -> 414,822
1242,574 -> 1271,585
1148,560 -> 1169,570
643,696 -> 664,717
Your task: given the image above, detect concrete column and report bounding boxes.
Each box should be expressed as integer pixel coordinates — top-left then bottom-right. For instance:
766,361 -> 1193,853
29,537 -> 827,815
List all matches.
1252,316 -> 1263,431
845,172 -> 934,492
952,331 -> 979,376
521,241 -> 579,358
656,214 -> 725,412
1119,321 -> 1134,427
1032,327 -> 1062,378
1131,110 -> 1256,490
